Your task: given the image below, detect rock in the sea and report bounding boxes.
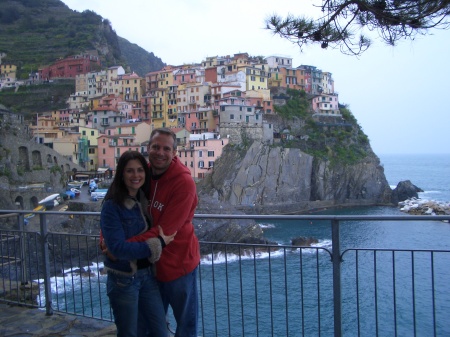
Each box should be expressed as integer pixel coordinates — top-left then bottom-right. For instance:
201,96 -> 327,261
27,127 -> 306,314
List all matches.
291,236 -> 319,247
391,180 -> 423,204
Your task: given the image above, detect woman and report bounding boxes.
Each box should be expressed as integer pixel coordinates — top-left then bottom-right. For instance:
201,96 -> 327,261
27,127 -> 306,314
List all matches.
100,150 -> 175,337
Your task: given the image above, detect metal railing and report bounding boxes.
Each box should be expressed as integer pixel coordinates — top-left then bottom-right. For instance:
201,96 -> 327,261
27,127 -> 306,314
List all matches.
1,210 -> 450,337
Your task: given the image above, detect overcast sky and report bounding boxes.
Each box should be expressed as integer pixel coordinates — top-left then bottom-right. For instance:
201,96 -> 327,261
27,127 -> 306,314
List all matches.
61,0 -> 450,155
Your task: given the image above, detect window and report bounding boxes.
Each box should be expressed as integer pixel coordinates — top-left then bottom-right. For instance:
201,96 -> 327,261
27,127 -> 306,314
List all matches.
198,161 -> 204,168
199,151 -> 203,157
230,114 -> 234,120
207,151 -> 215,157
208,161 -> 214,168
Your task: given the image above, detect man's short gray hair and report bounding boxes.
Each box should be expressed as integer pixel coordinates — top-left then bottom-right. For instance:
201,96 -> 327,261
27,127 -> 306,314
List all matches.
149,127 -> 177,150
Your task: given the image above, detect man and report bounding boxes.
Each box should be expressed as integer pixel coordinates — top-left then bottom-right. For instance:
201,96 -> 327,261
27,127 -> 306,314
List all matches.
128,127 -> 200,337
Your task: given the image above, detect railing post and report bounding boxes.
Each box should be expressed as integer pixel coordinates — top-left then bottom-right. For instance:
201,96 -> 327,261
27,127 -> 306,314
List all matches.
18,213 -> 28,286
39,213 -> 53,316
331,219 -> 342,337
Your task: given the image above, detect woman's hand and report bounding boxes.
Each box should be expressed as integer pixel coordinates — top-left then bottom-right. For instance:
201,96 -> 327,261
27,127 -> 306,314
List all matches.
158,226 -> 176,246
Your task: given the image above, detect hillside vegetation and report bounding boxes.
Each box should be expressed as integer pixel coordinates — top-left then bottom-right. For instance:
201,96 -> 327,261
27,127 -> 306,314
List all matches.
0,79 -> 74,115
274,89 -> 370,165
0,0 -> 165,79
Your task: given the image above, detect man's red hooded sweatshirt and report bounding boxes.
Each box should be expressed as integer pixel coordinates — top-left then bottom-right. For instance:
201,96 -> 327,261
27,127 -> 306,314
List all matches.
128,156 -> 200,282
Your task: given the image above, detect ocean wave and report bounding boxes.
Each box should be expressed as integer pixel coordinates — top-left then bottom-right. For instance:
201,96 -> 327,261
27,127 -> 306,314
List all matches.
420,190 -> 442,195
200,239 -> 332,265
35,262 -> 105,295
258,223 -> 276,229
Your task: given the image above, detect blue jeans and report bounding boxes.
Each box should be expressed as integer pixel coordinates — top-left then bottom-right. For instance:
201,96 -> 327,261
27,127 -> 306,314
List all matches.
159,266 -> 198,337
107,267 -> 167,337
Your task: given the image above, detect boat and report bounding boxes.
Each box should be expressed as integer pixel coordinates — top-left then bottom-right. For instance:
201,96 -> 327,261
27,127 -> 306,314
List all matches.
67,181 -> 83,189
59,205 -> 69,212
70,188 -> 81,197
38,194 -> 61,210
38,193 -> 61,205
90,189 -> 108,201
34,205 -> 45,211
28,205 -> 46,215
65,190 -> 76,199
88,180 -> 98,194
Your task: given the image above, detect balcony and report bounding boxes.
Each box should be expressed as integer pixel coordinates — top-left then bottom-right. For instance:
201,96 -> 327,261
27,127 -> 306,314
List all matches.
1,211 -> 449,337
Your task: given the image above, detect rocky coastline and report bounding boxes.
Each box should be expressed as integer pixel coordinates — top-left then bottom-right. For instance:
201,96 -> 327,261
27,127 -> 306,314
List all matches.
398,198 -> 450,216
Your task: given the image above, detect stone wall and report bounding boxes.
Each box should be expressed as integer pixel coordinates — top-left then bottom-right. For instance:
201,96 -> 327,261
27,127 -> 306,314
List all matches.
219,124 -> 264,144
0,123 -> 84,209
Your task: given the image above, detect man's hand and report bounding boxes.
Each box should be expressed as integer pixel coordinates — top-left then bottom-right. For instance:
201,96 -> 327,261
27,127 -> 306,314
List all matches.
158,226 -> 177,246
99,239 -> 117,261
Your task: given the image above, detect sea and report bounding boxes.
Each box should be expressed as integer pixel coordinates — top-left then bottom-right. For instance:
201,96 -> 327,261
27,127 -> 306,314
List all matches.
42,153 -> 450,336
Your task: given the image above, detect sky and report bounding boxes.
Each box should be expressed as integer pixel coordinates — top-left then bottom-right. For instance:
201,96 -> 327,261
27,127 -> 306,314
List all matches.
60,0 -> 450,155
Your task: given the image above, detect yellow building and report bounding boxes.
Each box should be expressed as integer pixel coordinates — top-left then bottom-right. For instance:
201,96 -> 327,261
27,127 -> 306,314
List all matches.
0,63 -> 17,80
79,126 -> 100,170
145,65 -> 182,129
148,88 -> 168,129
121,72 -> 145,102
201,56 -> 218,68
238,64 -> 269,91
106,66 -> 125,96
53,134 -> 80,166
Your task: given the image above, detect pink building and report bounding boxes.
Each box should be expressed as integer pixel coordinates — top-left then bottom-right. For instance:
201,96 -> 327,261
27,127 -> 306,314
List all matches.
97,122 -> 151,169
97,134 -> 143,170
177,132 -> 229,180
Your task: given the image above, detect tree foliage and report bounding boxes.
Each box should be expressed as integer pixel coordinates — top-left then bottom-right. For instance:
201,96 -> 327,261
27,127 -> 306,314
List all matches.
265,0 -> 450,55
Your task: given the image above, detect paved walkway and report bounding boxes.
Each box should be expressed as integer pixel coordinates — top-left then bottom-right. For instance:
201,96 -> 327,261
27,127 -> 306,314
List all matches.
0,303 -> 117,337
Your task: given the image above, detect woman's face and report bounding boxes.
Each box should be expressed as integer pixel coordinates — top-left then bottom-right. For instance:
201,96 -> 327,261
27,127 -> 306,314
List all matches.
123,159 -> 146,196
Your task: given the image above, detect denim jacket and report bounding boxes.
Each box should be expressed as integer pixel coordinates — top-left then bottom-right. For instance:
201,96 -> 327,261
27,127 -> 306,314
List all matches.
100,191 -> 162,276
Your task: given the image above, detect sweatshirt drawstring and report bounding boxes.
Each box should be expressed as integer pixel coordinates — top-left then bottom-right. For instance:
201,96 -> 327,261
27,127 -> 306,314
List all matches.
149,181 -> 158,214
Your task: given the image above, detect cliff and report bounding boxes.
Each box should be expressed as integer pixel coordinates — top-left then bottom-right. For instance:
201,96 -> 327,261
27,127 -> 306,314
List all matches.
197,141 -> 392,215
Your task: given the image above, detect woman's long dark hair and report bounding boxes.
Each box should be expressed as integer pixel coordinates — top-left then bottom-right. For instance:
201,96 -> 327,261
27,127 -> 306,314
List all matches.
104,151 -> 150,205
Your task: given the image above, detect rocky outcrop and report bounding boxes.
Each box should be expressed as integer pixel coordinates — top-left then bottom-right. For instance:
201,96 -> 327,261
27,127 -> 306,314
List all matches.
391,180 -> 423,204
198,142 -> 392,215
399,198 -> 450,216
291,236 -> 319,247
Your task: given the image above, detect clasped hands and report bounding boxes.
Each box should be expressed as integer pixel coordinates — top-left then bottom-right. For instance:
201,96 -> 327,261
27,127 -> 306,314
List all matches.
100,226 -> 176,261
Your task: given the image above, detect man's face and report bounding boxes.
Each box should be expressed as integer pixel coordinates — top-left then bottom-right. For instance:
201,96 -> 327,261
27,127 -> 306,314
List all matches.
147,132 -> 176,175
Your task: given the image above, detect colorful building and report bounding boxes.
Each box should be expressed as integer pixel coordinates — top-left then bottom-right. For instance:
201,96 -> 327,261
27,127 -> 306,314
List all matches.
39,53 -> 101,80
178,132 -> 229,180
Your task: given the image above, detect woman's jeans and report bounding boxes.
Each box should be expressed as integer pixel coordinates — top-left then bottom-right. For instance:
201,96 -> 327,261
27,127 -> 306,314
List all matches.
107,267 -> 167,337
